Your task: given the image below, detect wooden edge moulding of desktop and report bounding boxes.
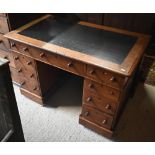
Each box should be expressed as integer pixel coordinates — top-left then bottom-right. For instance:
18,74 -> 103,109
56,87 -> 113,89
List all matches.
5,14 -> 151,138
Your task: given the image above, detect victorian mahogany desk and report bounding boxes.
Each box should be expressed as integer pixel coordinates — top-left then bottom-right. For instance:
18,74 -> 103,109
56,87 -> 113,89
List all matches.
5,14 -> 150,137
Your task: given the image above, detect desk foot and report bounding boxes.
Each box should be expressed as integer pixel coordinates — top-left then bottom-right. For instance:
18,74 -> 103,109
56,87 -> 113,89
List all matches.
20,88 -> 44,105
79,115 -> 113,139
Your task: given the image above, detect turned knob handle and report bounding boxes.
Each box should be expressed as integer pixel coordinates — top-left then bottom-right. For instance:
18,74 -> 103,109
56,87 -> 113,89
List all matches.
11,43 -> 16,47
40,52 -> 45,57
88,83 -> 94,89
14,56 -> 19,60
23,47 -> 28,52
89,69 -> 95,75
3,56 -> 8,59
109,91 -> 114,95
105,104 -> 111,110
67,62 -> 73,67
110,76 -> 116,82
18,68 -> 22,73
102,119 -> 107,124
27,61 -> 32,65
87,96 -> 92,102
103,71 -> 107,75
84,111 -> 89,116
33,87 -> 37,91
21,81 -> 25,86
30,74 -> 34,78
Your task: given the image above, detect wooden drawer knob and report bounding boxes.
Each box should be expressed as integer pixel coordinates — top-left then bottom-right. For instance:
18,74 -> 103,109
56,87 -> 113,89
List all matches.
89,69 -> 95,75
11,43 -> 16,47
105,104 -> 111,110
21,81 -> 25,86
102,119 -> 107,124
14,56 -> 19,60
30,74 -> 34,78
103,71 -> 107,75
110,76 -> 116,82
3,56 -> 8,59
87,96 -> 92,102
88,83 -> 94,89
67,62 -> 73,67
109,91 -> 114,95
84,111 -> 89,116
27,61 -> 32,65
40,52 -> 45,57
18,68 -> 22,73
33,87 -> 37,91
23,47 -> 29,52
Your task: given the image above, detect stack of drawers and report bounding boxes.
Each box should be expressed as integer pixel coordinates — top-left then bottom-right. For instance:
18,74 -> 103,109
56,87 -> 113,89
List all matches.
80,65 -> 128,137
12,51 -> 41,97
0,14 -> 18,83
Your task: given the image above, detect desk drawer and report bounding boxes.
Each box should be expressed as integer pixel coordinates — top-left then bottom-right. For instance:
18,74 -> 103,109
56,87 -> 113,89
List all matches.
19,76 -> 41,96
81,105 -> 113,130
0,50 -> 15,67
12,51 -> 36,73
83,91 -> 117,115
84,79 -> 120,102
57,55 -> 85,76
0,17 -> 9,34
10,41 -> 85,76
0,34 -> 10,51
87,65 -> 126,89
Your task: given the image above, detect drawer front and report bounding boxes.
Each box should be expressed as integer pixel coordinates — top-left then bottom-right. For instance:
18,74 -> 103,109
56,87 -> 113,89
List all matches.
12,51 -> 37,74
0,50 -> 15,67
10,67 -> 20,83
57,55 -> 85,76
19,76 -> 41,96
84,79 -> 120,102
83,91 -> 117,115
10,41 -> 85,76
0,34 -> 10,51
0,17 -> 9,34
87,65 -> 126,89
81,105 -> 113,129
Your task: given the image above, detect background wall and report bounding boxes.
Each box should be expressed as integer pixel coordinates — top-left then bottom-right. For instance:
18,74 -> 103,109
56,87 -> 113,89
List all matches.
54,13 -> 155,35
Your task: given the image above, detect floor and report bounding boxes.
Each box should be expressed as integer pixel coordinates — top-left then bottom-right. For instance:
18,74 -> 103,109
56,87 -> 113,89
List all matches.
13,77 -> 155,142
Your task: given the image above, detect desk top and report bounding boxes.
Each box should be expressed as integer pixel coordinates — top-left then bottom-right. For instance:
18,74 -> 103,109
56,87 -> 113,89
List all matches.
5,14 -> 151,76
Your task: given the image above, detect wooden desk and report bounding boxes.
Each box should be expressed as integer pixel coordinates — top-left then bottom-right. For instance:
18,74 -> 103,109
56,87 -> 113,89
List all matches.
5,14 -> 151,138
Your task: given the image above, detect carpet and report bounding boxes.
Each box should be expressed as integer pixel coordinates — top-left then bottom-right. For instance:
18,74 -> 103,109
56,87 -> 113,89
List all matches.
13,77 -> 155,142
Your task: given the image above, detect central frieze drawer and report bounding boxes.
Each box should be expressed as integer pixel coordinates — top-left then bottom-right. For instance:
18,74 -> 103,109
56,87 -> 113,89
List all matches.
10,41 -> 85,76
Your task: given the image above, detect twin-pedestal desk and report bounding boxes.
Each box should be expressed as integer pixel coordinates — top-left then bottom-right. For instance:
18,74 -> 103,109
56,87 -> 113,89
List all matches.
5,15 -> 150,138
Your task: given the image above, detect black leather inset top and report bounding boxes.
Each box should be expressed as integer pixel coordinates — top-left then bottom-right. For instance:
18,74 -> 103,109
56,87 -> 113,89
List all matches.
19,17 -> 137,64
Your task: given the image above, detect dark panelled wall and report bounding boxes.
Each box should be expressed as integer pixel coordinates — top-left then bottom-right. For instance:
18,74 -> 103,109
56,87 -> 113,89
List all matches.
54,13 -> 155,35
